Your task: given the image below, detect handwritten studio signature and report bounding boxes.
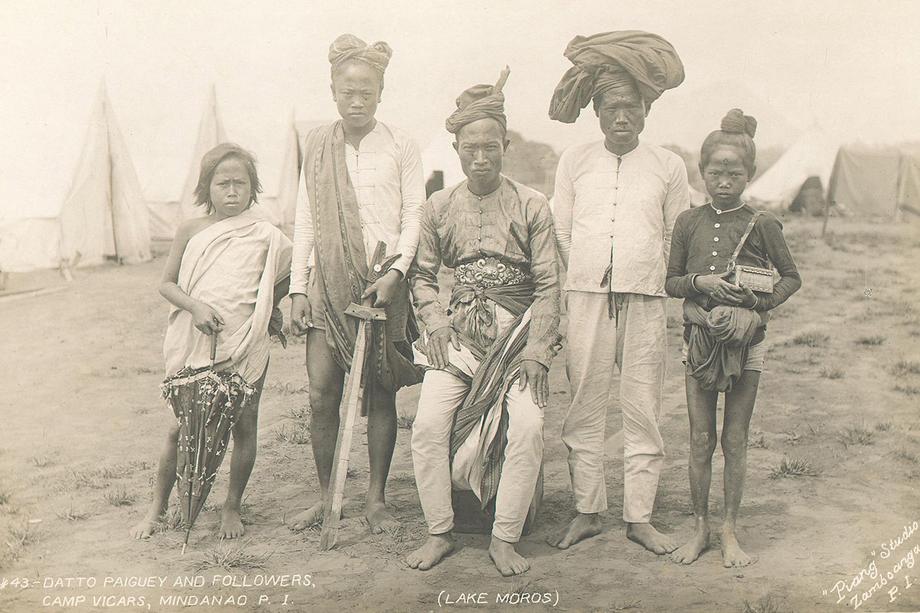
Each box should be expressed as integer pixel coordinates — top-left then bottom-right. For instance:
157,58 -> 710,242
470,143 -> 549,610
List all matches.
822,520 -> 919,609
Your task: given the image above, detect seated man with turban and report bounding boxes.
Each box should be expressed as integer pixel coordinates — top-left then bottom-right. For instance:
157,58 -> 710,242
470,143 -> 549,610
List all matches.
406,68 -> 562,576
288,34 -> 425,535
548,31 -> 691,553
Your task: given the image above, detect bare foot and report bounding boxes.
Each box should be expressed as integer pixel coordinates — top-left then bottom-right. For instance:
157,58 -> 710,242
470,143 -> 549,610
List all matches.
721,528 -> 757,568
489,537 -> 530,576
220,508 -> 245,539
130,513 -> 162,540
670,523 -> 710,564
547,513 -> 602,549
366,502 -> 400,535
287,501 -> 326,532
406,534 -> 454,570
627,522 -> 678,554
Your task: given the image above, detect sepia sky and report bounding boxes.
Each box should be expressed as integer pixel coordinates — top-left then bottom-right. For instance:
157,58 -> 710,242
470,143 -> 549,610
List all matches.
2,0 -> 919,217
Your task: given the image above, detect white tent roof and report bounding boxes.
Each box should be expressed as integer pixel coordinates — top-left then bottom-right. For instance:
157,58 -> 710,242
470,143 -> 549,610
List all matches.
176,86 -> 228,225
745,126 -> 839,209
1,84 -> 151,272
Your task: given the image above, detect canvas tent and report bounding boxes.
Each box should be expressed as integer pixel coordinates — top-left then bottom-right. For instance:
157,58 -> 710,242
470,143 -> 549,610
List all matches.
265,119 -> 330,232
0,84 -> 150,273
262,113 -> 302,230
144,87 -> 228,240
745,127 -> 839,212
827,145 -> 920,217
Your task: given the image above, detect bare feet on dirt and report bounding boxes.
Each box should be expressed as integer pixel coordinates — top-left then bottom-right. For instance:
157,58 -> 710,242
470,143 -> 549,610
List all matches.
670,523 -> 710,564
406,534 -> 454,570
489,537 -> 530,576
287,501 -> 326,532
219,508 -> 244,539
130,514 -> 162,540
547,513 -> 602,549
365,502 -> 400,535
627,522 -> 678,554
721,527 -> 757,568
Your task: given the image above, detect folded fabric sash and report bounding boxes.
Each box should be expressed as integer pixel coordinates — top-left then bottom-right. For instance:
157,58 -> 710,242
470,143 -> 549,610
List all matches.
303,121 -> 422,412
683,301 -> 766,392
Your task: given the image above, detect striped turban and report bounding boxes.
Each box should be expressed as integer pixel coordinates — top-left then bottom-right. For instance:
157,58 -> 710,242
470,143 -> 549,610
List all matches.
549,31 -> 685,123
445,66 -> 510,135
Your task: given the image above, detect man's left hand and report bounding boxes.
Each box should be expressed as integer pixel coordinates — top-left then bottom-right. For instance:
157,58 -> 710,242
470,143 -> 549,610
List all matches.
519,359 -> 549,408
362,269 -> 402,307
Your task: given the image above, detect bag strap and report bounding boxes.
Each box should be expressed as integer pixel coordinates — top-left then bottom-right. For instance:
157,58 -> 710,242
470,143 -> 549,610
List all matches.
728,210 -> 762,270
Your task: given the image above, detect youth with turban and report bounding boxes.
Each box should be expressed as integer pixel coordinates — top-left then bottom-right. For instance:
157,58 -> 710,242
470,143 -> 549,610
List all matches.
406,68 -> 562,577
288,34 -> 426,537
328,33 -> 393,80
548,31 -> 691,555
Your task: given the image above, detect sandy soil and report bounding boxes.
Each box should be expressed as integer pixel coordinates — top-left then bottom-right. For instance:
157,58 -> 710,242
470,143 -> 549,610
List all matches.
0,217 -> 919,613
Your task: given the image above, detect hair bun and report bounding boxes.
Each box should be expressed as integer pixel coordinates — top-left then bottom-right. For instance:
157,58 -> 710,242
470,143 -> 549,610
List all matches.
720,108 -> 757,138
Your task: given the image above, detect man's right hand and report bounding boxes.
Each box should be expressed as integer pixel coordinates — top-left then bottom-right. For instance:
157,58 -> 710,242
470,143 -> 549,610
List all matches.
290,294 -> 312,337
694,273 -> 746,306
427,326 -> 460,370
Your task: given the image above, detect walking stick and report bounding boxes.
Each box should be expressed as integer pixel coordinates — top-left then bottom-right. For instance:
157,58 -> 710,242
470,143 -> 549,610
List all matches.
319,243 -> 397,551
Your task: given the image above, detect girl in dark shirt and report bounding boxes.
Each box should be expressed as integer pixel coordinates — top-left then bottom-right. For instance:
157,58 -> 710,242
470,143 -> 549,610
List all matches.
665,110 -> 801,568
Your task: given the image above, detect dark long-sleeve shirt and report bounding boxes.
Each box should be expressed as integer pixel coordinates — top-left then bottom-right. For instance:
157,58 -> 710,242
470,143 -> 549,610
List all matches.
665,203 -> 801,312
408,177 -> 562,367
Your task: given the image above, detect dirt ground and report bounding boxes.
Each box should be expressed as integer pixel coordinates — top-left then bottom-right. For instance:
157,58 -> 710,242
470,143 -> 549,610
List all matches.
0,217 -> 919,613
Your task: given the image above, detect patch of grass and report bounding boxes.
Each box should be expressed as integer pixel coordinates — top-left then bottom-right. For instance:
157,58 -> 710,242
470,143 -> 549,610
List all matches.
806,422 -> 826,437
190,541 -> 272,572
791,331 -> 829,348
782,430 -> 801,446
72,470 -> 107,489
103,488 -> 136,507
875,421 -> 893,432
28,456 -> 52,468
266,381 -> 308,396
396,415 -> 415,430
894,384 -> 920,396
742,595 -> 783,613
3,521 -> 42,567
890,359 -> 920,377
893,449 -> 919,464
286,404 -> 309,421
769,456 -> 821,479
0,491 -> 10,506
74,461 -> 151,489
276,423 -> 310,445
156,507 -> 184,533
819,366 -> 844,380
855,335 -> 886,346
56,504 -> 89,521
747,433 -> 768,449
837,425 -> 874,447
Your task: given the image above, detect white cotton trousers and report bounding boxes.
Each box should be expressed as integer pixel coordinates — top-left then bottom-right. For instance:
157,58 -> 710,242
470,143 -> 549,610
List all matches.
562,291 -> 667,523
411,369 -> 544,543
